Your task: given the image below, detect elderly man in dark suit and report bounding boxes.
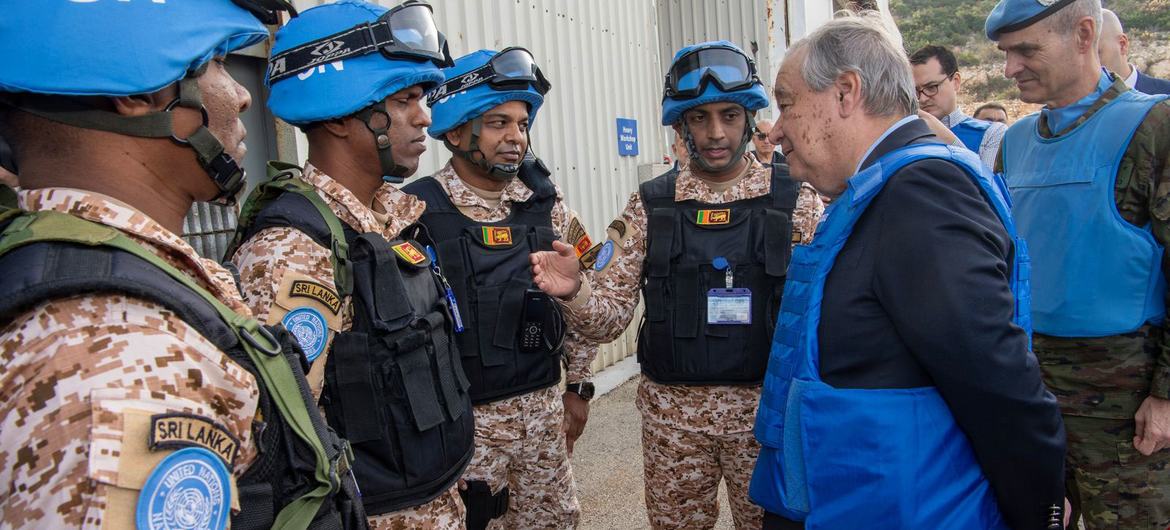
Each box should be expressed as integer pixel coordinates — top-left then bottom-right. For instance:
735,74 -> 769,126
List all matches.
750,11 -> 1067,530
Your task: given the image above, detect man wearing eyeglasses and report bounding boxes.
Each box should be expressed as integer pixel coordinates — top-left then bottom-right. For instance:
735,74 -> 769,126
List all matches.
911,45 -> 1008,169
531,40 -> 823,529
403,48 -> 595,530
751,119 -> 785,165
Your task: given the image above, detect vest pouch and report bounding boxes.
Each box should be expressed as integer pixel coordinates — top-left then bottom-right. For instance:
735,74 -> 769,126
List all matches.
794,380 -> 1005,529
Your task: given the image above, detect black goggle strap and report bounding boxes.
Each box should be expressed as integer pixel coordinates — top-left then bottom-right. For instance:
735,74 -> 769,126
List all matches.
8,76 -> 243,204
426,51 -> 548,107
355,104 -> 409,183
232,0 -> 298,25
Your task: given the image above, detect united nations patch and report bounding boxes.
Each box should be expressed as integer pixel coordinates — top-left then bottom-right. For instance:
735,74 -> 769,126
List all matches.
594,240 -> 616,271
282,306 -> 328,363
136,447 -> 230,530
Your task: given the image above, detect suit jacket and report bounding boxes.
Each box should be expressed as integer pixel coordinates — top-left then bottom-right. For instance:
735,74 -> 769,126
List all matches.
812,119 -> 1065,529
1135,70 -> 1170,95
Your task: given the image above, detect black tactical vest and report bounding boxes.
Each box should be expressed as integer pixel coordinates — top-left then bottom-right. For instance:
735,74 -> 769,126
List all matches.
229,173 -> 474,515
0,209 -> 367,530
638,163 -> 800,385
402,160 -> 566,405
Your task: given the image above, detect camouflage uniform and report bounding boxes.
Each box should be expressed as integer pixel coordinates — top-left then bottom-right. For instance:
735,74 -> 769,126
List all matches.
230,163 -> 465,529
998,75 -> 1170,530
561,156 -> 824,529
0,187 -> 261,529
428,161 -> 594,530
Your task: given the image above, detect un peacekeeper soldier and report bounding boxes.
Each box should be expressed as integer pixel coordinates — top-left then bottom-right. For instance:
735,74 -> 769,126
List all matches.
531,40 -> 824,529
401,48 -> 596,530
988,0 -> 1170,527
748,13 -> 1067,530
0,1 -> 367,529
226,1 -> 475,528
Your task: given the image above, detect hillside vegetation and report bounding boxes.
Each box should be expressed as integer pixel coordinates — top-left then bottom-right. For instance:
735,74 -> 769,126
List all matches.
889,0 -> 1170,113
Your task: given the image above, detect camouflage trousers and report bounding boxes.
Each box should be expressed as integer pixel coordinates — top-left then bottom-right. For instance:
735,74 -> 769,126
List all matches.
640,415 -> 763,529
463,386 -> 580,530
1064,415 -> 1170,530
368,486 -> 466,530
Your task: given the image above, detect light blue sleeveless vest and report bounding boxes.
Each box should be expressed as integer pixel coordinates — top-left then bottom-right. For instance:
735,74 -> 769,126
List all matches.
1004,89 -> 1168,337
952,116 -> 992,153
751,143 -> 1029,529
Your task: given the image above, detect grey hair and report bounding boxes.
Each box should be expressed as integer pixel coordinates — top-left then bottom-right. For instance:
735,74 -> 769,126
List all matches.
788,11 -> 917,117
1047,0 -> 1103,45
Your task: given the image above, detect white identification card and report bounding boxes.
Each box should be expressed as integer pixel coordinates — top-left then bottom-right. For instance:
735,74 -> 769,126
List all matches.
707,288 -> 752,325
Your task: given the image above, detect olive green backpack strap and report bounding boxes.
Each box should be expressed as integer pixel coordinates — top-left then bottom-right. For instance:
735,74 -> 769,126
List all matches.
0,184 -> 17,212
227,161 -> 353,296
0,211 -> 336,530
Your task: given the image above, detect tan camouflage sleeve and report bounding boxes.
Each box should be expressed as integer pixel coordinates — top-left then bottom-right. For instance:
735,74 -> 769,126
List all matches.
793,182 -> 825,244
552,198 -> 599,383
231,227 -> 344,400
0,296 -> 259,529
561,191 -> 647,344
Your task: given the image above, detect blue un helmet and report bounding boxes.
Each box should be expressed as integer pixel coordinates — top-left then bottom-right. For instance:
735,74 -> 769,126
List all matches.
267,0 -> 452,183
0,0 -> 296,204
427,48 -> 552,181
662,40 -> 769,173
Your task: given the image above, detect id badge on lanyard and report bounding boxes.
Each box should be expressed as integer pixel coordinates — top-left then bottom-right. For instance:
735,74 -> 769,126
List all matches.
707,256 -> 751,325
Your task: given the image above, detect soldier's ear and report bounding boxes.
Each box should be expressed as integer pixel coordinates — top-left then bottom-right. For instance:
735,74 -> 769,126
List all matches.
319,117 -> 350,139
444,127 -> 463,149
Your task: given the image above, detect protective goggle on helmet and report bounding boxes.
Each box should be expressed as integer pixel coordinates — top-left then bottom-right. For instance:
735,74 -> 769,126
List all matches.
268,0 -> 452,84
426,47 -> 551,106
663,45 -> 761,100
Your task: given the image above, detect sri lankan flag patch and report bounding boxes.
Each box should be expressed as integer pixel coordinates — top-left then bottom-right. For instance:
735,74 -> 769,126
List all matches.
696,209 -> 730,225
482,226 -> 513,246
392,241 -> 427,265
566,217 -> 593,257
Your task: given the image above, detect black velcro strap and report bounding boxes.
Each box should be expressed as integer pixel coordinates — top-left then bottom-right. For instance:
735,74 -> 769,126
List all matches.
268,20 -> 394,83
770,166 -> 801,210
331,332 -> 383,443
643,279 -> 666,322
674,266 -> 700,339
764,209 -> 793,277
354,234 -> 412,324
397,345 -> 445,431
429,316 -> 468,421
647,208 -> 675,278
493,278 -> 529,349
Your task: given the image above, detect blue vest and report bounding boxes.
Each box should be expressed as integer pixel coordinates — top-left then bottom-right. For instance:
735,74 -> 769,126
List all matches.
750,143 -> 1029,529
1004,89 -> 1168,337
951,116 -> 992,153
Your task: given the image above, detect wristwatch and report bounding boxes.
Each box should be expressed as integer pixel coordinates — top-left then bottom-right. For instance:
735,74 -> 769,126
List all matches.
565,382 -> 595,401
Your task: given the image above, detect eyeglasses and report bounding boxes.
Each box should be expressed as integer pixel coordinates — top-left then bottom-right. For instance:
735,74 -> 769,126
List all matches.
267,0 -> 452,84
915,73 -> 955,98
663,46 -> 761,100
427,47 -> 551,106
752,126 -> 768,141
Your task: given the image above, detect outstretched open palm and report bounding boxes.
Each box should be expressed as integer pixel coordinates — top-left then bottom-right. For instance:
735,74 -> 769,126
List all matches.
530,240 -> 583,299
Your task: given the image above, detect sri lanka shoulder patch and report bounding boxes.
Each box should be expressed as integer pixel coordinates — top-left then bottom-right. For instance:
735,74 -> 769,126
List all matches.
149,413 -> 240,468
482,226 -> 513,246
288,279 -> 341,315
696,209 -> 730,225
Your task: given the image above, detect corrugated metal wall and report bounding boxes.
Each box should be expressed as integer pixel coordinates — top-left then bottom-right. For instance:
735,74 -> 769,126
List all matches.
279,0 -> 668,372
656,0 -> 775,121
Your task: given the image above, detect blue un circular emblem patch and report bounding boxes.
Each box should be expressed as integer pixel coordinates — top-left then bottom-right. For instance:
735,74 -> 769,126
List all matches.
282,306 -> 328,363
594,240 -> 616,271
136,447 -> 230,530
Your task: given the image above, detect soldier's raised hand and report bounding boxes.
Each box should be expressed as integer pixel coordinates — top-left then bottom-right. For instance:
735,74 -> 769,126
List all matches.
530,240 -> 582,299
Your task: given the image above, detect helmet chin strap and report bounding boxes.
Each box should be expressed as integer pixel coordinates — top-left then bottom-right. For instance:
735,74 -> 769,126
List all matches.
7,73 -> 248,206
355,104 -> 410,184
681,109 -> 756,175
444,118 -> 528,182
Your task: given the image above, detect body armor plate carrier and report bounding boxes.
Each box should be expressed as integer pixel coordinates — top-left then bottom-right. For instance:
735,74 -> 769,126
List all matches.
638,163 -> 800,385
228,166 -> 474,515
